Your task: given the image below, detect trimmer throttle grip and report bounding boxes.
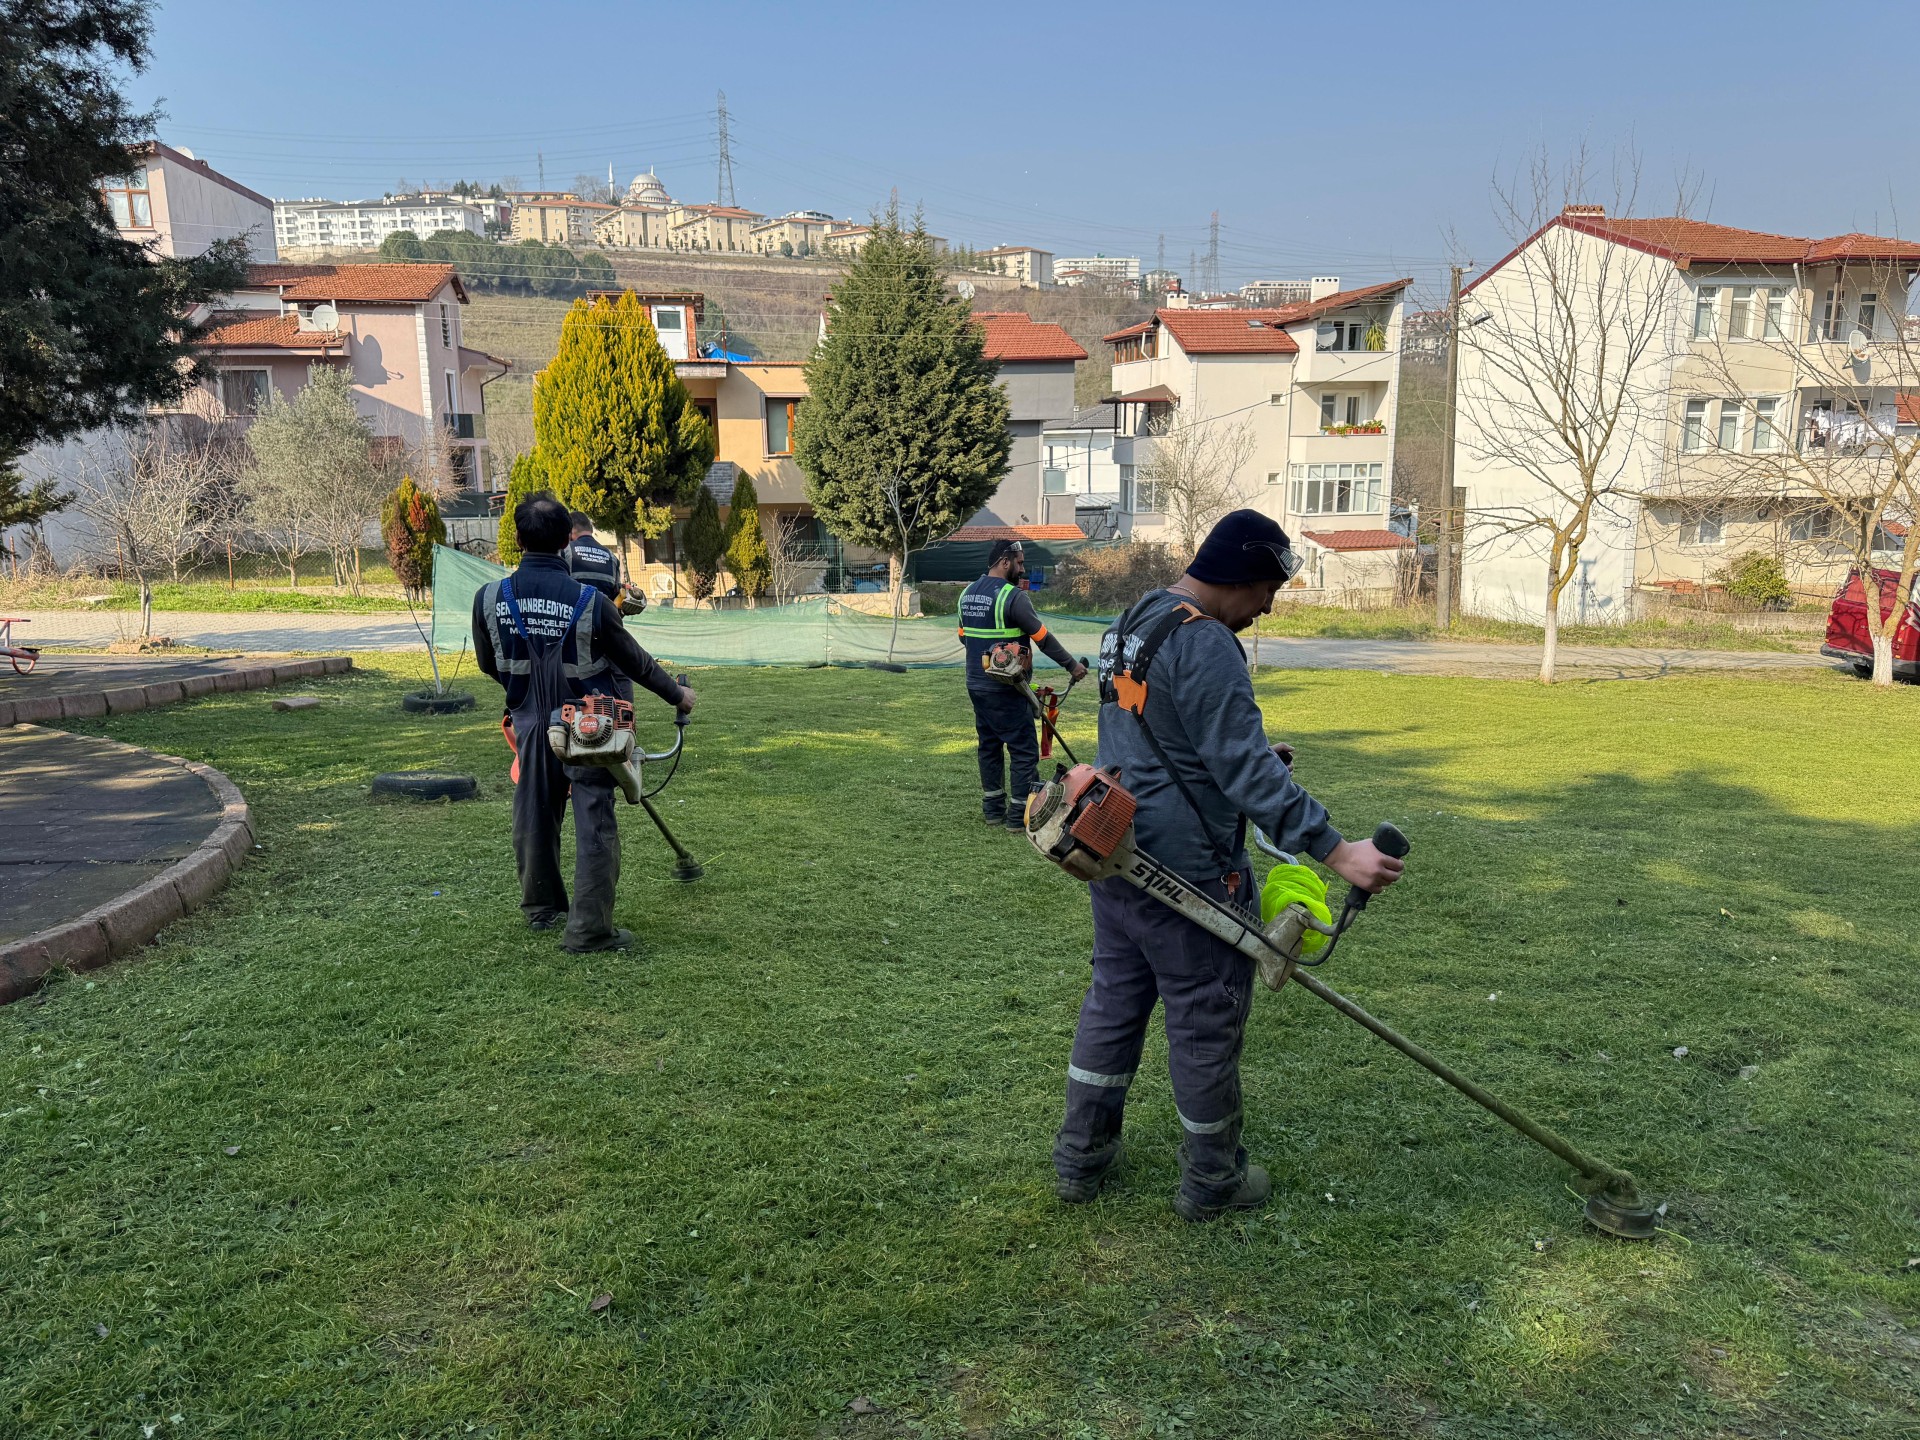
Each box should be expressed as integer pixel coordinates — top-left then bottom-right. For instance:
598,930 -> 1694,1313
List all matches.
1347,822 -> 1411,911
674,673 -> 691,728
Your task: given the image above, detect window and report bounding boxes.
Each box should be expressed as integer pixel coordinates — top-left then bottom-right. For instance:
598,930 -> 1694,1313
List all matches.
1820,288 -> 1840,341
1693,286 -> 1719,339
1287,462 -> 1384,515
1681,399 -> 1709,452
652,306 -> 684,334
765,398 -> 800,455
1686,510 -> 1725,546
691,399 -> 716,434
1857,292 -> 1878,335
1118,463 -> 1137,512
1729,287 -> 1753,340
101,167 -> 153,229
1270,393 -> 1286,406
217,369 -> 270,417
1267,472 -> 1284,486
1788,509 -> 1833,542
439,303 -> 451,347
1345,395 -> 1362,427
1763,289 -> 1785,340
1133,469 -> 1167,513
444,371 -> 456,417
1320,393 -> 1336,428
1752,397 -> 1781,452
1717,400 -> 1741,451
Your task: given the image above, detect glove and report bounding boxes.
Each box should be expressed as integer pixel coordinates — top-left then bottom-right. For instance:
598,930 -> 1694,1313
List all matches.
617,585 -> 649,617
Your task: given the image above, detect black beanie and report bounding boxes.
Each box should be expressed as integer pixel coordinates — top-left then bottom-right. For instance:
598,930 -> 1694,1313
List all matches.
1187,509 -> 1299,585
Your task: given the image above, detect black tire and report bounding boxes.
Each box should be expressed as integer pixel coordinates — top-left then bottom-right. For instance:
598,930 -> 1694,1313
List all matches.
401,690 -> 476,714
1852,662 -> 1873,679
371,770 -> 479,802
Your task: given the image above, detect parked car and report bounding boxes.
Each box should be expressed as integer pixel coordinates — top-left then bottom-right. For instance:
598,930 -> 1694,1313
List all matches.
1821,566 -> 1919,679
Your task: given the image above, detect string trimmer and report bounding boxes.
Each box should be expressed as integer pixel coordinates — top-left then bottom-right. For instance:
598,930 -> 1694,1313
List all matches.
1023,765 -> 1660,1239
982,643 -> 1090,765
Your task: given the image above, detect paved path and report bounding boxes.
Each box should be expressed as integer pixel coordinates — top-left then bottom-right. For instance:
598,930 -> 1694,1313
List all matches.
10,608 -> 1837,678
0,728 -> 221,945
1250,635 -> 1832,678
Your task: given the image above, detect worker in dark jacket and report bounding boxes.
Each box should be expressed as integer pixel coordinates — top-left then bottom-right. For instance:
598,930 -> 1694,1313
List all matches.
958,539 -> 1087,830
563,512 -> 623,600
473,494 -> 694,954
1052,509 -> 1405,1221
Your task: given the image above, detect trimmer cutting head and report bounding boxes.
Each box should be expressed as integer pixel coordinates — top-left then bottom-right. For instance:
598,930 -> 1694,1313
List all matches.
1582,1186 -> 1660,1240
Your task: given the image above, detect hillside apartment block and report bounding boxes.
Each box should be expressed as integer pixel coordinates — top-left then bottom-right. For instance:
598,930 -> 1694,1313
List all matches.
274,197 -> 489,253
1100,279 -> 1412,587
1455,207 -> 1920,621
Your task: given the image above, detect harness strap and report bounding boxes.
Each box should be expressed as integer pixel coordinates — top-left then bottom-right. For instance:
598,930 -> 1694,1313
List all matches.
501,576 -> 593,648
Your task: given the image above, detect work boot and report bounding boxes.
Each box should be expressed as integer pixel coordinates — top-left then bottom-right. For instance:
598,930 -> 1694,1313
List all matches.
527,914 -> 560,932
1055,1141 -> 1124,1204
1173,1164 -> 1272,1223
563,927 -> 634,955
982,810 -> 1006,826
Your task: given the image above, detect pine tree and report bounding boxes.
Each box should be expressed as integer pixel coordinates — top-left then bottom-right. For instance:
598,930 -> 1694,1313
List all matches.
380,474 -> 445,599
495,451 -> 548,567
794,204 -> 1011,611
682,484 -> 725,605
722,472 -> 771,602
533,291 -> 714,558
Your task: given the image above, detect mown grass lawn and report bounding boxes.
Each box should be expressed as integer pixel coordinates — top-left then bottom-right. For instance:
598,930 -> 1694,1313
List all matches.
3,658 -> 1917,1438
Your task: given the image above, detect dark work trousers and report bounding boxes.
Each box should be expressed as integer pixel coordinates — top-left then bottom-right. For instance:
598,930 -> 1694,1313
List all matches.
968,682 -> 1040,822
506,630 -> 622,950
1053,868 -> 1258,1206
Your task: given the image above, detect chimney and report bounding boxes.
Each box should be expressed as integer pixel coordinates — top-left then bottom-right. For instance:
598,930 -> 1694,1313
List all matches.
1309,275 -> 1341,302
1562,204 -> 1606,219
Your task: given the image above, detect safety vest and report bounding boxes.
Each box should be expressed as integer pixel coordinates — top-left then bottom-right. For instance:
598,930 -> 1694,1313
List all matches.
958,574 -> 1025,682
564,537 -> 621,598
477,575 -> 614,687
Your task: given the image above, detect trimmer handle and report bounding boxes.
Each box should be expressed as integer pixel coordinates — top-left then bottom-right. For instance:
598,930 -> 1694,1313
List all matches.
1346,822 -> 1411,911
674,673 -> 691,729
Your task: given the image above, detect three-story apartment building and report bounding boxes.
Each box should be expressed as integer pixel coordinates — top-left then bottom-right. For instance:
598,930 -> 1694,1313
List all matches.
1101,280 -> 1410,554
1456,207 -> 1920,620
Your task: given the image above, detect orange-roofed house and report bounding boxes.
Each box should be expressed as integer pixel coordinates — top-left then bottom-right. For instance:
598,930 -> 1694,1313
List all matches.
1102,278 -> 1411,548
178,262 -> 508,489
1457,205 -> 1920,620
967,313 -> 1088,530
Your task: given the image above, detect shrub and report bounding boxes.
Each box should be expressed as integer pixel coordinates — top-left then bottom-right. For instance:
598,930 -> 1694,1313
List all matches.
1717,550 -> 1792,609
918,582 -> 964,616
682,486 -> 725,604
1047,541 -> 1185,614
722,473 -> 772,600
495,452 -> 548,568
379,475 -> 444,600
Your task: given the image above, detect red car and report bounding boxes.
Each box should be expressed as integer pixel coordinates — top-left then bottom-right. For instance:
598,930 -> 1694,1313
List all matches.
1822,566 -> 1919,680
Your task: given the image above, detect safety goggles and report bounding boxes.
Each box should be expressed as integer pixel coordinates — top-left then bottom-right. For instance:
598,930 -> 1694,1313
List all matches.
1244,539 -> 1303,585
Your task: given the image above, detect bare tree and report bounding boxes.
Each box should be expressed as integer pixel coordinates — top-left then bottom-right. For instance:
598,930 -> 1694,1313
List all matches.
1455,150 -> 1680,682
1689,258 -> 1920,685
1136,406 -> 1257,551
766,513 -> 815,604
243,365 -> 387,596
71,425 -> 235,636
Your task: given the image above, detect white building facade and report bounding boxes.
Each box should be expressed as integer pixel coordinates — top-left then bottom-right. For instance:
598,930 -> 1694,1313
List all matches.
274,198 -> 487,252
103,141 -> 275,261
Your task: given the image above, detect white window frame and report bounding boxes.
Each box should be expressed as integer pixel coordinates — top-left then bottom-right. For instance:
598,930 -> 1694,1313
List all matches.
1716,399 -> 1742,452
1286,461 -> 1384,516
217,368 -> 271,419
1681,399 -> 1709,453
1728,286 -> 1754,341
1763,289 -> 1786,340
444,370 -> 457,419
1686,510 -> 1725,546
1752,397 -> 1782,453
1857,291 -> 1879,336
1693,285 -> 1719,340
765,396 -> 800,456
439,303 -> 451,347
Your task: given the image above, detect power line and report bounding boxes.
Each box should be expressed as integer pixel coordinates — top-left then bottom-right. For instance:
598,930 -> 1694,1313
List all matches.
715,91 -> 736,209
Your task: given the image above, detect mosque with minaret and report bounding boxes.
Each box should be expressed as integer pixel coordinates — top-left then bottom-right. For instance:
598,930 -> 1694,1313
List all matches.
591,168 -> 864,258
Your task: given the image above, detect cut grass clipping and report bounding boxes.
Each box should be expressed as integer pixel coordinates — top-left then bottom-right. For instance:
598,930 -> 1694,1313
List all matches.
2,658 -> 1917,1437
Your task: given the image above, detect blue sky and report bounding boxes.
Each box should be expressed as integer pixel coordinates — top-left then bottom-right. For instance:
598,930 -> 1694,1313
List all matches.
138,0 -> 1917,300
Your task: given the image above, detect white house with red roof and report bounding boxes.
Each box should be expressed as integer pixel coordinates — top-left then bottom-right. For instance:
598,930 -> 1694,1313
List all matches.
100,141 -> 274,261
1456,206 -> 1920,621
182,263 -> 509,489
965,312 -> 1089,532
1101,280 -> 1410,552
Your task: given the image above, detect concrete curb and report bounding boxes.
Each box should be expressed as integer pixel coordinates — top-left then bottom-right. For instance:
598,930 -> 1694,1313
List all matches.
0,732 -> 255,1006
0,656 -> 353,729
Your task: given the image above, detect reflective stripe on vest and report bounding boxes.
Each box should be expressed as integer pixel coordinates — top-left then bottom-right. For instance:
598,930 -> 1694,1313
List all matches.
958,581 -> 1022,639
484,576 -> 611,681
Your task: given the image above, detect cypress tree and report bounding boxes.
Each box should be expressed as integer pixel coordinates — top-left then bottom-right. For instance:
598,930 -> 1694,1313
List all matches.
723,472 -> 772,601
380,474 -> 444,599
494,451 -> 547,567
793,204 -> 1010,610
682,485 -> 725,605
534,290 -> 714,560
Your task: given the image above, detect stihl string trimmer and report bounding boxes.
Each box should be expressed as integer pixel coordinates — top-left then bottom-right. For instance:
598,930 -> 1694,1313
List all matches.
1019,752 -> 1659,1239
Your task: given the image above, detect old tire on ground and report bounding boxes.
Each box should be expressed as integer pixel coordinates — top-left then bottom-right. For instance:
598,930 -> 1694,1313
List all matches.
401,690 -> 476,714
1852,662 -> 1873,679
371,771 -> 479,802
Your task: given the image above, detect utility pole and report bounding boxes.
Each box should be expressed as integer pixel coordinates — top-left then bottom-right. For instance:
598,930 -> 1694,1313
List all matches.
1205,210 -> 1220,294
1436,262 -> 1465,631
715,90 -> 736,207
537,150 -> 545,188
1156,232 -> 1166,277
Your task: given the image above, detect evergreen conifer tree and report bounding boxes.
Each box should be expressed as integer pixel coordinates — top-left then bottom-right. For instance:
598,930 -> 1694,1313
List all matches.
494,451 -> 548,567
722,472 -> 772,602
682,485 -> 725,605
534,291 -> 714,563
793,204 -> 1010,610
380,474 -> 445,599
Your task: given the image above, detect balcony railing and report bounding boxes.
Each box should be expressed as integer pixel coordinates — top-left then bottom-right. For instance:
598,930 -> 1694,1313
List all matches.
442,412 -> 483,440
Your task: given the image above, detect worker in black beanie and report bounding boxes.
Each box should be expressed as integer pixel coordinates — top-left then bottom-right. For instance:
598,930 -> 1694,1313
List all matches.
1052,509 -> 1405,1220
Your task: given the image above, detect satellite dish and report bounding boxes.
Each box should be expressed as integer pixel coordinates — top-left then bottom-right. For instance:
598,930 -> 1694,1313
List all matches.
310,302 -> 339,331
1848,327 -> 1871,361
955,280 -> 976,300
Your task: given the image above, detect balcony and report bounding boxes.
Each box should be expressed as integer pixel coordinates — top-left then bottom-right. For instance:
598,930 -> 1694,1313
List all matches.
442,412 -> 484,441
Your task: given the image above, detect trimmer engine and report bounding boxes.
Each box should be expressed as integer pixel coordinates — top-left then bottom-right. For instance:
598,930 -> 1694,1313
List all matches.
547,693 -> 642,804
1025,765 -> 1137,880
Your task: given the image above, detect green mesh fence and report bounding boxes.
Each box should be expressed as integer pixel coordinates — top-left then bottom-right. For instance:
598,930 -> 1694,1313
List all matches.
431,545 -> 1109,670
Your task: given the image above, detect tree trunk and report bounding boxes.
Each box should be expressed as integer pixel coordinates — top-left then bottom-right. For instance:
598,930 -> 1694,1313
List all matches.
1539,560 -> 1561,685
138,580 -> 153,640
887,552 -> 905,662
1872,631 -> 1894,687
352,545 -> 363,596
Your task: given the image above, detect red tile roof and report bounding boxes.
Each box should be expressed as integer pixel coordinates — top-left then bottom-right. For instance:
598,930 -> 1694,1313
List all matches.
245,263 -> 466,304
945,524 -> 1086,544
1474,211 -> 1920,291
1302,528 -> 1414,552
1898,393 -> 1920,427
197,313 -> 347,351
1105,280 -> 1411,356
973,312 -> 1087,363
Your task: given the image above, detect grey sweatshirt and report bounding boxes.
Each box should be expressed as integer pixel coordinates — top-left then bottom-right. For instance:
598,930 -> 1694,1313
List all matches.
1095,589 -> 1341,883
